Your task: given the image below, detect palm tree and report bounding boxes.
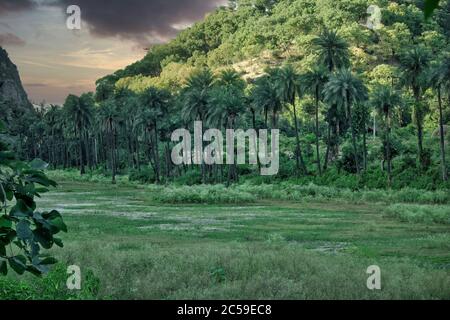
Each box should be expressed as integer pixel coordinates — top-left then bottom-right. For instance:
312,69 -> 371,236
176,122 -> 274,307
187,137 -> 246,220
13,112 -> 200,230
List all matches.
99,99 -> 120,184
63,94 -> 92,175
216,69 -> 245,89
324,69 -> 368,175
429,56 -> 449,181
140,87 -> 171,183
399,46 -> 430,169
274,64 -> 307,174
182,69 -> 215,123
181,69 -> 215,183
44,105 -> 60,167
251,72 -> 282,128
371,85 -> 402,186
312,29 -> 350,73
312,29 -> 350,170
208,85 -> 245,184
301,66 -> 329,175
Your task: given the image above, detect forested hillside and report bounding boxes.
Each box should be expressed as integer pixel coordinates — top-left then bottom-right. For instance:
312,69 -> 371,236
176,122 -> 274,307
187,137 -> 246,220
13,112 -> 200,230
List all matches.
3,0 -> 450,190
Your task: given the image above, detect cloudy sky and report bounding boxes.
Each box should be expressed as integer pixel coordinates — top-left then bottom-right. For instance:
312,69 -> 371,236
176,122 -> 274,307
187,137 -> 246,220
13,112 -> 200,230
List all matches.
0,0 -> 227,104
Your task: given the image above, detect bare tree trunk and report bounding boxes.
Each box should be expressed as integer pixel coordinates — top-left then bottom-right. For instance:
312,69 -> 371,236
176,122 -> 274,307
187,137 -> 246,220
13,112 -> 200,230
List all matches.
110,120 -> 117,185
323,123 -> 331,172
438,87 -> 448,181
153,123 -> 160,184
78,128 -> 85,175
414,91 -> 425,170
347,97 -> 360,175
362,121 -> 368,172
386,113 -> 392,188
292,101 -> 307,175
314,89 -> 322,176
251,109 -> 261,172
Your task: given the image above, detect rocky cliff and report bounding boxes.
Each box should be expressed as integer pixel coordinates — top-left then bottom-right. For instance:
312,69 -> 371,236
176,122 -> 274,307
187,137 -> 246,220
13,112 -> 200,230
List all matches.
0,47 -> 32,108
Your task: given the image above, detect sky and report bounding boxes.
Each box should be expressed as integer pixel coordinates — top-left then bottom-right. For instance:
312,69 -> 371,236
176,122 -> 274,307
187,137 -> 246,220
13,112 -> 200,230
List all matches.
0,0 -> 227,105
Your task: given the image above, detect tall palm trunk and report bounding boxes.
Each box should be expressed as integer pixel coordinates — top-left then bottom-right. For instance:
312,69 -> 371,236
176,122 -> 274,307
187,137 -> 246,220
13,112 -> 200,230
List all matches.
251,108 -> 261,172
110,119 -> 117,185
386,112 -> 392,188
264,107 -> 269,129
78,127 -> 85,175
413,90 -> 425,169
346,95 -> 360,175
292,100 -> 307,174
362,109 -> 368,171
323,123 -> 331,171
314,88 -> 322,175
437,86 -> 448,181
84,132 -> 91,171
153,122 -> 161,184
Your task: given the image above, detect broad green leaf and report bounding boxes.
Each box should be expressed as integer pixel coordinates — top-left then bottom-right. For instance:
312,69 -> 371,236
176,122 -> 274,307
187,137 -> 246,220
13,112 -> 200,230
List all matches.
6,189 -> 13,201
16,220 -> 33,241
26,265 -> 43,277
40,257 -> 58,265
35,187 -> 50,194
0,216 -> 12,228
0,260 -> 7,275
10,200 -> 33,218
50,216 -> 68,233
54,238 -> 64,248
42,210 -> 62,220
32,228 -> 53,249
8,255 -> 27,275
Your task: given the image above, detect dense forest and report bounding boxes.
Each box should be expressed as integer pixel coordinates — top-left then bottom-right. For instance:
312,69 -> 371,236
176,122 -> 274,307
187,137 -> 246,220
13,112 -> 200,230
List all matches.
1,0 -> 450,190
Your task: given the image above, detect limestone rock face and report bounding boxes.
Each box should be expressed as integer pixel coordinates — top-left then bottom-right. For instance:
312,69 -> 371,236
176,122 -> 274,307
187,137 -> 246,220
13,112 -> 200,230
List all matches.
0,47 -> 32,108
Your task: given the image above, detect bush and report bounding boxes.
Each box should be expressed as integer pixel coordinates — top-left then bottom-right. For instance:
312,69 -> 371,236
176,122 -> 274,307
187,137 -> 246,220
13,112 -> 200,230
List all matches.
47,169 -> 131,185
129,167 -> 155,184
172,169 -> 202,186
384,204 -> 450,225
152,184 -> 256,204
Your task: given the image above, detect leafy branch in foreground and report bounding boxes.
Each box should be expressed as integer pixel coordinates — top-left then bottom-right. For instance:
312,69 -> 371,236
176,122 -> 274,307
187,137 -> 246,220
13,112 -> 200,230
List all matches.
0,120 -> 66,276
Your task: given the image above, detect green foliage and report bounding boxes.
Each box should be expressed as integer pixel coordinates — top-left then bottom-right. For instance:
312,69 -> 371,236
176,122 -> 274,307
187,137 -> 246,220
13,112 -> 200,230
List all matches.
129,167 -> 156,184
142,181 -> 450,205
385,203 -> 450,224
4,0 -> 450,191
1,120 -> 66,276
151,184 -> 256,204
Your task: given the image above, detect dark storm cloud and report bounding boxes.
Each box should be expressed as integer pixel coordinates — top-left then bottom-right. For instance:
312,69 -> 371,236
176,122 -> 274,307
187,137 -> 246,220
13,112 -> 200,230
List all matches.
0,0 -> 35,15
55,0 -> 227,43
0,33 -> 26,46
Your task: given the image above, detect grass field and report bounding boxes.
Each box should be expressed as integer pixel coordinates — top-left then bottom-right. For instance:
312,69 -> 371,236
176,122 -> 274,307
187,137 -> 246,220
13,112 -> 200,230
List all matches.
2,181 -> 450,300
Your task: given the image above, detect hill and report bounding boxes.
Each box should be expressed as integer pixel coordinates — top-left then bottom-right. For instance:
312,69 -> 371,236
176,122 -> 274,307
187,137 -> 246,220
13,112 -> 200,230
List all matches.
98,0 -> 449,91
0,47 -> 32,109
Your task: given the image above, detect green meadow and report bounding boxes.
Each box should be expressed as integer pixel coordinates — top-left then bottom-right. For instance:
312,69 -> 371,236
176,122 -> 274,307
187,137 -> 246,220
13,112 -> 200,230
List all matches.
2,180 -> 449,300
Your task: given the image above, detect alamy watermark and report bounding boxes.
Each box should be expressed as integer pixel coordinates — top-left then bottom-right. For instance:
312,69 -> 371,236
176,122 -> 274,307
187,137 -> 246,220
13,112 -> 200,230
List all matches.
66,5 -> 81,30
366,265 -> 381,290
171,122 -> 279,176
67,265 -> 81,290
366,5 -> 383,30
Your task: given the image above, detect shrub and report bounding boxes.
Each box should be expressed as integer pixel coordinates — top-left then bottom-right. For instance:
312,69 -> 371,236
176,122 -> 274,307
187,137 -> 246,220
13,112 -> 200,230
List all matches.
384,204 -> 450,225
172,169 -> 202,186
152,184 -> 256,204
129,167 -> 155,184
